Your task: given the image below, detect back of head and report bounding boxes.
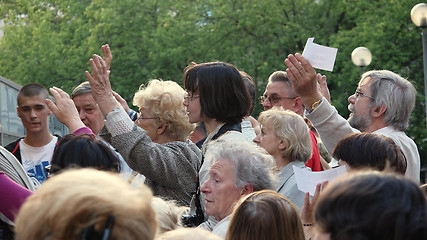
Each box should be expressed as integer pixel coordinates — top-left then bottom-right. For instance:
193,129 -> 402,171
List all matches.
133,79 -> 194,141
240,70 -> 256,115
17,83 -> 49,106
15,168 -> 157,240
363,70 -> 416,131
50,134 -> 120,174
205,139 -> 276,191
152,197 -> 187,234
315,171 -> 427,240
157,228 -> 222,240
258,108 -> 312,162
71,81 -> 91,99
226,190 -> 305,240
183,62 -> 250,124
332,133 -> 407,174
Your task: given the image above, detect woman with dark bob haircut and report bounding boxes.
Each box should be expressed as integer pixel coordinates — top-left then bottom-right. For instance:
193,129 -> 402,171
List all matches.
182,62 -> 252,227
226,190 -> 305,240
49,134 -> 119,174
333,133 -> 407,174
313,171 -> 427,240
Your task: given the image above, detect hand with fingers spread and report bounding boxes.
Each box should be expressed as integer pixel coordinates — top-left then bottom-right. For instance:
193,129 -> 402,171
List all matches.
85,54 -> 120,116
284,53 -> 323,110
101,44 -> 112,70
45,87 -> 86,133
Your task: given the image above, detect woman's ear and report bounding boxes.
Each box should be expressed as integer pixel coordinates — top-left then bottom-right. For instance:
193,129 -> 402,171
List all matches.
278,139 -> 287,151
156,122 -> 167,135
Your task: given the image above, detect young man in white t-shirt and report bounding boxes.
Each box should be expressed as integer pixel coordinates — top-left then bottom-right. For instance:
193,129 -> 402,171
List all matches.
5,83 -> 58,188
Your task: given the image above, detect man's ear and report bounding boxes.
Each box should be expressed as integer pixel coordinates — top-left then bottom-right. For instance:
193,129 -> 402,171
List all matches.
16,106 -> 22,118
242,184 -> 254,195
371,104 -> 387,117
156,122 -> 167,135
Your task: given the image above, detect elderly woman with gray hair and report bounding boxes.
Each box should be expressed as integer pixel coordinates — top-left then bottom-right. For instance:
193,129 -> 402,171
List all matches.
253,108 -> 312,210
199,139 -> 276,239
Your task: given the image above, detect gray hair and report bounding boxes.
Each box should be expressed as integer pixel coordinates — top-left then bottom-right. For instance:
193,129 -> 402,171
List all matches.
267,71 -> 297,97
362,70 -> 416,131
205,139 -> 276,191
71,81 -> 91,99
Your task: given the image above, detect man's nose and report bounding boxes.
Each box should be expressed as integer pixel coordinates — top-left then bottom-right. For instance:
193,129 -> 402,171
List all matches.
262,99 -> 272,110
348,94 -> 356,104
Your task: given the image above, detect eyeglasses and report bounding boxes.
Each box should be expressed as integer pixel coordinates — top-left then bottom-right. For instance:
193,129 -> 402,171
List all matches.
354,90 -> 374,100
258,95 -> 296,104
184,93 -> 200,102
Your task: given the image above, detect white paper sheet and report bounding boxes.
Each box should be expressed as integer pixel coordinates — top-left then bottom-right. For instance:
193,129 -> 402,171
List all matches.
293,165 -> 347,196
302,38 -> 338,72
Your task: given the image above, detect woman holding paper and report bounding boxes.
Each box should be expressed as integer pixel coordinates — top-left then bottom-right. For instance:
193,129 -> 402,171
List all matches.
253,107 -> 312,210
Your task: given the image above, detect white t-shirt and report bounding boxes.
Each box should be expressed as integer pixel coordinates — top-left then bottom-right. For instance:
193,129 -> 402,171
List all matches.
20,136 -> 58,188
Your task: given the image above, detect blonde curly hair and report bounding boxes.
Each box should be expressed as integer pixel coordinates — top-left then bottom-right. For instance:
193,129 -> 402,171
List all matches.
133,79 -> 195,141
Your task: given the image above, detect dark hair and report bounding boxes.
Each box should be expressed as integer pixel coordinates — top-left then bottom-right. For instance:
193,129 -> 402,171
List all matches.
332,133 -> 407,174
183,62 -> 250,124
17,83 -> 49,106
315,171 -> 427,240
50,134 -> 119,174
240,71 -> 256,115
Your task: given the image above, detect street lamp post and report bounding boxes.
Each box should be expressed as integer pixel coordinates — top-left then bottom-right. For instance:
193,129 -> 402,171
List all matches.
411,3 -> 427,129
351,47 -> 372,75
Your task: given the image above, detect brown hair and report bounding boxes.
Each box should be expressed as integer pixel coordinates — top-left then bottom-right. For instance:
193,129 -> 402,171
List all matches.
226,190 -> 305,240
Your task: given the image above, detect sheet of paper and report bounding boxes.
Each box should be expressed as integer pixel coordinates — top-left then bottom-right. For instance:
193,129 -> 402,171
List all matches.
302,37 -> 338,72
293,165 -> 347,196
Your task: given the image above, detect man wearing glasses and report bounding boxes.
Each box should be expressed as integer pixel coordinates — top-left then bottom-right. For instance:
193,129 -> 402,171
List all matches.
259,70 -> 326,171
284,53 -> 420,183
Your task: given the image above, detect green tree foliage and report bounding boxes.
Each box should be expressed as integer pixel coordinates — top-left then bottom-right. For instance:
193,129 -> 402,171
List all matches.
0,0 -> 426,164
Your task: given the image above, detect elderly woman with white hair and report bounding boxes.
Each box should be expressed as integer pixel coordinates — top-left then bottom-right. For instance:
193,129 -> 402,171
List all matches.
199,139 -> 276,238
253,108 -> 312,210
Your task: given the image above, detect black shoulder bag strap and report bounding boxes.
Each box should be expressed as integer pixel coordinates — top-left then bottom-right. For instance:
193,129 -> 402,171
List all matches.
193,122 -> 242,226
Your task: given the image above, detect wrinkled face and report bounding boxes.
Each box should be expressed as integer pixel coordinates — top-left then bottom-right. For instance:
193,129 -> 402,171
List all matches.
72,93 -> 105,135
17,94 -> 52,134
347,77 -> 374,132
253,124 -> 282,158
262,82 -> 296,111
183,90 -> 203,124
200,158 -> 243,221
135,108 -> 159,142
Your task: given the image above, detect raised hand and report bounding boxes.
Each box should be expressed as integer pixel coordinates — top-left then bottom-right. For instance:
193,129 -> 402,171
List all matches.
85,54 -> 120,116
284,53 -> 323,110
101,44 -> 112,70
45,87 -> 85,133
317,74 -> 331,103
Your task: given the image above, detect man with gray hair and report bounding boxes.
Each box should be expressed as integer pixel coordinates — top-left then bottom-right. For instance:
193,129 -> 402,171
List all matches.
284,53 -> 420,183
71,82 -> 143,183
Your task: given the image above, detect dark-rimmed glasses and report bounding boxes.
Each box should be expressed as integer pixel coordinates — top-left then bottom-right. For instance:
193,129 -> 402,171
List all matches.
258,95 -> 296,104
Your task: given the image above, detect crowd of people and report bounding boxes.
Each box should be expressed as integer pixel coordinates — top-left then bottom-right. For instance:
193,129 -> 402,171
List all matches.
1,44 -> 426,240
